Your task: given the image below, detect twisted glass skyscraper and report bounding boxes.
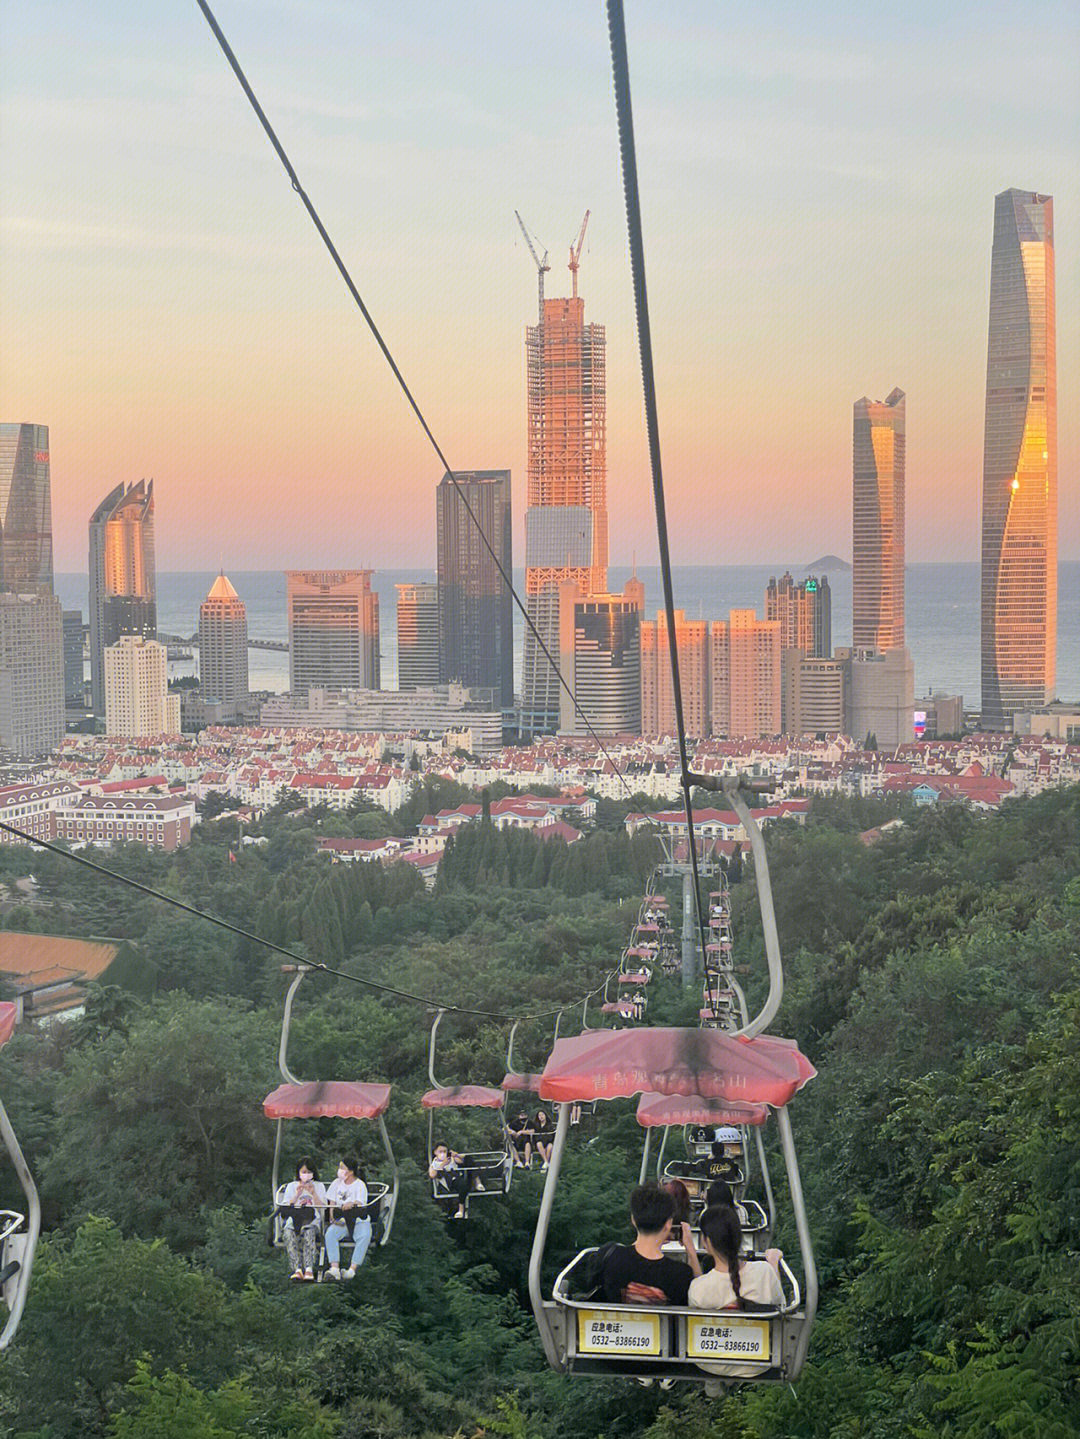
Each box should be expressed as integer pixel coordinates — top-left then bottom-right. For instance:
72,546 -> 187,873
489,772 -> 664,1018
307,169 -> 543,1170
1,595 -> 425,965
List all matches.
980,190 -> 1056,731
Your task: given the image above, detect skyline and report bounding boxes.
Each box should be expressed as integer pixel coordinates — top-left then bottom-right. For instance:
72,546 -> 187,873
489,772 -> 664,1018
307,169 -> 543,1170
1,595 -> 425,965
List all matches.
2,3 -> 1078,574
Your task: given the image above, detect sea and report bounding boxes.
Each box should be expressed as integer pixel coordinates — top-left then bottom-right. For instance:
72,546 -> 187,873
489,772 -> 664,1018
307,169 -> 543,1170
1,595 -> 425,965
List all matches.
54,563 -> 1080,708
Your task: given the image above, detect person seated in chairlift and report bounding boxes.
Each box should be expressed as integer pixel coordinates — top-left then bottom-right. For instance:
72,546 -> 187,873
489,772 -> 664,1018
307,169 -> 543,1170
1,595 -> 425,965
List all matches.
508,1110 -> 534,1168
277,1159 -> 328,1281
710,1123 -> 742,1158
601,1183 -> 703,1306
428,1141 -> 477,1219
324,1157 -> 370,1281
532,1108 -> 554,1169
688,1204 -> 783,1311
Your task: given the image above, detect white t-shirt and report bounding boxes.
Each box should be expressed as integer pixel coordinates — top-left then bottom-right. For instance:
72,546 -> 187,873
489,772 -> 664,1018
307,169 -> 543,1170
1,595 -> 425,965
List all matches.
689,1258 -> 783,1310
326,1177 -> 369,1215
280,1179 -> 328,1224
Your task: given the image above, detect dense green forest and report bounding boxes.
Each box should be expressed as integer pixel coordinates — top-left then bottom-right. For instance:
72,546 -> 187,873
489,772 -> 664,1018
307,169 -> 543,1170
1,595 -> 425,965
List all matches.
0,785 -> 1077,1438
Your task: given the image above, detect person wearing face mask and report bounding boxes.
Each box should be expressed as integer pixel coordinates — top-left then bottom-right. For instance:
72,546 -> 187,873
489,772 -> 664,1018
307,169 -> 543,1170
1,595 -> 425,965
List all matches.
277,1159 -> 328,1281
324,1157 -> 370,1280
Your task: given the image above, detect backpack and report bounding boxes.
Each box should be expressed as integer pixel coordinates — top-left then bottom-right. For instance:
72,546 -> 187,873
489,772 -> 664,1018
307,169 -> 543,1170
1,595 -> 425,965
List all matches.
564,1242 -> 619,1300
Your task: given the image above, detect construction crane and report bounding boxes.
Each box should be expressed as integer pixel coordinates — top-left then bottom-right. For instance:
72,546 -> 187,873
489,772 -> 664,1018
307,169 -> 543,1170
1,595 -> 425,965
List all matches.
568,210 -> 590,298
515,211 -> 550,322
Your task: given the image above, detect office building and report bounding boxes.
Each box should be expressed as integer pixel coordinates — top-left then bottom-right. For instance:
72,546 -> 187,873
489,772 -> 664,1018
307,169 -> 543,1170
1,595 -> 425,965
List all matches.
63,610 -> 85,704
287,570 -> 379,697
199,573 -> 248,708
765,572 -> 831,657
781,651 -> 847,736
640,610 -> 709,737
104,635 -> 180,737
88,480 -> 156,715
0,594 -> 64,758
914,694 -> 964,739
710,611 -> 780,738
558,581 -> 641,737
436,470 -> 513,710
853,390 -> 905,651
980,189 -> 1057,731
846,647 -> 915,750
521,280 -> 608,735
0,424 -> 52,595
396,581 -> 440,691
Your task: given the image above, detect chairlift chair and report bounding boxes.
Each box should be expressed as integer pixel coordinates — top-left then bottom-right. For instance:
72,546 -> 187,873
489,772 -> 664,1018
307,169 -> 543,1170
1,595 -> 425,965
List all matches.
0,1003 -> 38,1350
423,1010 -> 513,1213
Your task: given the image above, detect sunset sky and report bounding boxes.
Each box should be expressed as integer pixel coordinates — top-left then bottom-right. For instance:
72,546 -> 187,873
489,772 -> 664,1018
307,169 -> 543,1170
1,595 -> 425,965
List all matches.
3,0 -> 1078,574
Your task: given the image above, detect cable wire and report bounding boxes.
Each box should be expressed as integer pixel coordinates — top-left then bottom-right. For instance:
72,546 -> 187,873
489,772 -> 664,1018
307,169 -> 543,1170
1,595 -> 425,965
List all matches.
605,0 -> 711,962
0,819 -> 615,1023
192,0 -> 640,806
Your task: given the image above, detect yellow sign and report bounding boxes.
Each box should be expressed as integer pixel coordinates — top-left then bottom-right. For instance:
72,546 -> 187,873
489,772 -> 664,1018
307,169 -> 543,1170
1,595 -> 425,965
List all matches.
577,1309 -> 662,1356
686,1316 -> 771,1362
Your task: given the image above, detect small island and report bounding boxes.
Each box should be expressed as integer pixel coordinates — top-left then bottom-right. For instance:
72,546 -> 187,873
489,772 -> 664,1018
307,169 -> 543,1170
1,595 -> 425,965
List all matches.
803,553 -> 851,572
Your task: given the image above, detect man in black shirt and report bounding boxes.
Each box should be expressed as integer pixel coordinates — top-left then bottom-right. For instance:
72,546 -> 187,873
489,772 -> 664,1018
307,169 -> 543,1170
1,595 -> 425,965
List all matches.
601,1184 -> 702,1306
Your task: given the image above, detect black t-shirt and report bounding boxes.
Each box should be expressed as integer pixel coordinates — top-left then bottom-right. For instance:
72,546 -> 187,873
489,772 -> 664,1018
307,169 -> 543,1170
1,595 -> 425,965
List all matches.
601,1244 -> 693,1306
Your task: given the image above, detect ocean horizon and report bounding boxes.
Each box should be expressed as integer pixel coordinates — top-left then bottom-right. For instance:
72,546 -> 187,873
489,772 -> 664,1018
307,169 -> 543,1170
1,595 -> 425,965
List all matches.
54,562 -> 1080,709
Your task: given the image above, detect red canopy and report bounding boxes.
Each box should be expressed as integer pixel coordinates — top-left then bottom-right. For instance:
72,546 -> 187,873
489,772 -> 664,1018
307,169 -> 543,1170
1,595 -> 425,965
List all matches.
537,1028 -> 816,1107
500,1072 -> 542,1094
0,1003 -> 16,1049
625,945 -> 657,958
618,971 -> 651,985
635,922 -> 660,933
602,1001 -> 635,1015
646,894 -> 668,906
262,1080 -> 391,1120
421,1084 -> 505,1110
636,1092 -> 769,1128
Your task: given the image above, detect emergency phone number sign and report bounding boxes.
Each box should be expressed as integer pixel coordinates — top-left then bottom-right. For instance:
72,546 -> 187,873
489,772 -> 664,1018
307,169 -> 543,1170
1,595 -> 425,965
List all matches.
577,1309 -> 661,1355
686,1316 -> 770,1361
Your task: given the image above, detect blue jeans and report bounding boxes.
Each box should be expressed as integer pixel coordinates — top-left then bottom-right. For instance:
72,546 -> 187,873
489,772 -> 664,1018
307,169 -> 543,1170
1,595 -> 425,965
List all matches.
325,1217 -> 371,1268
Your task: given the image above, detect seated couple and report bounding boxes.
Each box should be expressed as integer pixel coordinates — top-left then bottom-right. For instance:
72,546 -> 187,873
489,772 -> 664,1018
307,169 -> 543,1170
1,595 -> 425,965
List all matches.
276,1157 -> 372,1282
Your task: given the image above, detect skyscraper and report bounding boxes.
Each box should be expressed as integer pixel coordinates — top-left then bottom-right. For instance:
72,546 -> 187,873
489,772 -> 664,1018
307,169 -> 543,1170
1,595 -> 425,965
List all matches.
88,480 -> 156,715
63,610 -> 85,704
396,582 -> 440,690
980,189 -> 1057,731
558,581 -> 641,737
765,572 -> 831,658
104,635 -> 180,737
521,283 -> 607,736
287,570 -> 379,697
199,573 -> 249,708
436,470 -> 512,709
709,611 -> 781,738
852,390 -> 905,651
0,593 -> 64,758
640,610 -> 709,738
0,424 -> 52,595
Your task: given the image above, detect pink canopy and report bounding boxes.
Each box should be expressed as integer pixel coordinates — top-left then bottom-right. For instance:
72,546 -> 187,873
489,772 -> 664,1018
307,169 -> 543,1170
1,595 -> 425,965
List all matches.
636,1092 -> 769,1128
421,1084 -> 505,1110
635,922 -> 660,934
262,1080 -> 391,1120
646,894 -> 668,906
618,971 -> 651,985
625,945 -> 657,958
0,1003 -> 15,1049
500,1071 -> 542,1094
538,1028 -> 816,1107
602,1001 -> 636,1016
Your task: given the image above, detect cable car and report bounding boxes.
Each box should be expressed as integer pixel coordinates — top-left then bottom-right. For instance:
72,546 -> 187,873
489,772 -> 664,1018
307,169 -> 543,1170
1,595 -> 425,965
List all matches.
0,1003 -> 38,1349
527,1026 -> 817,1389
423,1009 -> 513,1215
264,966 -> 399,1270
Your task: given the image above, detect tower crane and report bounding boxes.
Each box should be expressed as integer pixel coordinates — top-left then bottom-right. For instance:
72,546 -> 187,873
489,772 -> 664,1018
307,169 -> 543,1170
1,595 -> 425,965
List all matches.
569,210 -> 590,298
515,211 -> 550,323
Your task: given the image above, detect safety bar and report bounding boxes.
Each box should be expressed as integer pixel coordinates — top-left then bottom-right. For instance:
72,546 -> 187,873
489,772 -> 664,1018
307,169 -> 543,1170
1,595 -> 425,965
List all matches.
0,1096 -> 41,1350
552,1248 -> 802,1316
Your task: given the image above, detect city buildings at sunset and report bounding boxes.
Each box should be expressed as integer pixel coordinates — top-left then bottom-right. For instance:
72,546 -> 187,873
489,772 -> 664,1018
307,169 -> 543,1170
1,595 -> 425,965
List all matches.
104,634 -> 179,738
980,188 -> 1057,731
286,570 -> 380,697
88,480 -> 156,716
199,572 -> 249,710
709,610 -> 781,738
765,572 -> 831,658
0,424 -> 53,595
852,390 -> 906,651
640,610 -> 709,738
522,278 -> 608,737
436,470 -> 513,710
0,593 -> 64,758
557,580 -> 641,737
395,581 -> 439,691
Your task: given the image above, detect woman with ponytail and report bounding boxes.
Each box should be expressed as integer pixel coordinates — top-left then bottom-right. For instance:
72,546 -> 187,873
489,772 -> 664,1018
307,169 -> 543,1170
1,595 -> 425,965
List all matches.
688,1204 -> 783,1312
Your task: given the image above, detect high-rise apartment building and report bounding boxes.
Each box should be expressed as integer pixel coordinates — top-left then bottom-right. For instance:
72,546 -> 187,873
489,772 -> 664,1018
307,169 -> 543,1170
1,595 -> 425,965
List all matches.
558,581 -> 641,736
853,390 -> 905,651
0,594 -> 64,758
709,610 -> 780,738
104,635 -> 179,737
396,582 -> 440,691
640,610 -> 709,738
521,285 -> 607,736
436,470 -> 512,709
780,651 -> 846,737
846,647 -> 915,750
287,570 -> 379,697
63,610 -> 85,704
88,480 -> 156,715
0,424 -> 52,595
765,572 -> 831,658
199,573 -> 249,707
980,189 -> 1057,731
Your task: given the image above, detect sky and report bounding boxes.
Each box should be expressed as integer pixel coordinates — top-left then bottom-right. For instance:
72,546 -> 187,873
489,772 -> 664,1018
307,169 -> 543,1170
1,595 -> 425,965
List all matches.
2,0 -> 1078,575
